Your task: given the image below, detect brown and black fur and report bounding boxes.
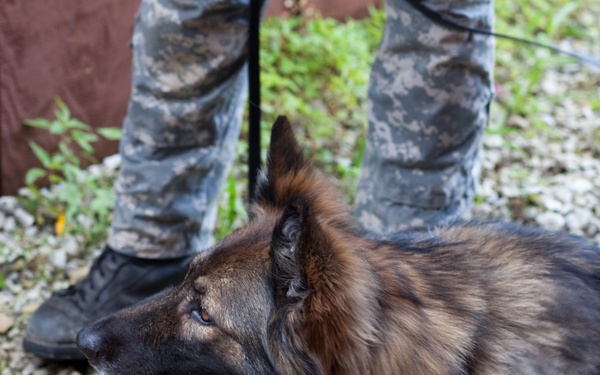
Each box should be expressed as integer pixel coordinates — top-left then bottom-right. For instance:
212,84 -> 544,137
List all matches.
77,116 -> 600,375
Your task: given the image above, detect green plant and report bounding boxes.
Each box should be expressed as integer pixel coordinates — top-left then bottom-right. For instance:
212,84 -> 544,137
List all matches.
215,172 -> 249,241
215,9 -> 385,240
22,98 -> 122,246
259,8 -> 383,181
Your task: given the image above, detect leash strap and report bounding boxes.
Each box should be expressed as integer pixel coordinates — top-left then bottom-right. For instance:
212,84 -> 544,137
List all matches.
404,0 -> 600,71
248,0 -> 263,202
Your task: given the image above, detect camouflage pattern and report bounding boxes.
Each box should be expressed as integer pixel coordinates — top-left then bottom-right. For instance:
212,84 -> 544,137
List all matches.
107,0 -> 253,258
354,0 -> 495,233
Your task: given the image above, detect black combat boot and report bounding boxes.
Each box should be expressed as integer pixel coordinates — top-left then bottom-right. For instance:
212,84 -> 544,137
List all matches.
23,246 -> 193,360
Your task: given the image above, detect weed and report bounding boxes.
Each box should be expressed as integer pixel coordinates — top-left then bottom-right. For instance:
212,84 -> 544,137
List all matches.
215,9 -> 385,240
21,98 -> 122,247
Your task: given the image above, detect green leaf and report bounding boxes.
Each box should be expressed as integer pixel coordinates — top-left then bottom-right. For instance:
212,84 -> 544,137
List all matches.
72,130 -> 98,154
24,118 -> 51,130
49,153 -> 67,170
97,127 -> 123,140
25,168 -> 47,185
57,182 -> 83,206
63,163 -> 83,182
54,97 -> 71,123
49,175 -> 65,184
548,2 -> 579,37
90,189 -> 116,215
49,119 -> 68,134
28,141 -> 51,167
69,119 -> 92,131
58,142 -> 76,161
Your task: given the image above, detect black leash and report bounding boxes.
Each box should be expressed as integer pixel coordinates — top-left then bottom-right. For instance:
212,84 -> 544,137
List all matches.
248,0 -> 263,202
405,0 -> 600,70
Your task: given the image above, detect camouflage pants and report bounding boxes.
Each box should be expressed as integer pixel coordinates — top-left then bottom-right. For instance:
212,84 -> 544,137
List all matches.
107,0 -> 252,258
108,0 -> 494,258
354,0 -> 495,233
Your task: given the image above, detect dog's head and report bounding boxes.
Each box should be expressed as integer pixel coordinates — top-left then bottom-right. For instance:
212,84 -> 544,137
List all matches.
77,117 -> 377,375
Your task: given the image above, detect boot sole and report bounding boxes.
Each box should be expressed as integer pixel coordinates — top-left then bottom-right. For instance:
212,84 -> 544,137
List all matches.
23,333 -> 86,360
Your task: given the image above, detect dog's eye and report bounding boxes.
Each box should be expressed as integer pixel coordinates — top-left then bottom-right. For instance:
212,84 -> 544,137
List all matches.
191,308 -> 212,325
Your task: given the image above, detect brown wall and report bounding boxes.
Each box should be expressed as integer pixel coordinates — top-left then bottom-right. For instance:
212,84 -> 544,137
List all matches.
0,0 -> 139,195
0,0 -> 382,195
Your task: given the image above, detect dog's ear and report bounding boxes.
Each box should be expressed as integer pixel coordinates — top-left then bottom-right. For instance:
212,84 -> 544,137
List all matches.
270,196 -> 335,304
271,197 -> 347,312
269,196 -> 328,374
270,196 -> 309,302
266,116 -> 306,184
253,116 -> 310,207
251,117 -> 351,225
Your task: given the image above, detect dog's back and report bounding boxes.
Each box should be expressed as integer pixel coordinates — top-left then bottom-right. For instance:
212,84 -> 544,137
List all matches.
358,223 -> 600,374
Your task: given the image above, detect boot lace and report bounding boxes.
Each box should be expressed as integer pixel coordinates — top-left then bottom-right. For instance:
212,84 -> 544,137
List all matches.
53,249 -> 119,309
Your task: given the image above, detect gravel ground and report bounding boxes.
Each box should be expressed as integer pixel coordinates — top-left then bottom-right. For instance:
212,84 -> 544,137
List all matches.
1,47 -> 600,375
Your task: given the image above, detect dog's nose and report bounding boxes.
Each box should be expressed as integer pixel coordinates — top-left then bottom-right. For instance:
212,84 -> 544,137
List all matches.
76,325 -> 102,361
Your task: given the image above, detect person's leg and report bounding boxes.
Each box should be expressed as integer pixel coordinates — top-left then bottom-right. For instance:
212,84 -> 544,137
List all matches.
354,0 -> 495,233
107,0 -> 251,258
24,0 -> 254,360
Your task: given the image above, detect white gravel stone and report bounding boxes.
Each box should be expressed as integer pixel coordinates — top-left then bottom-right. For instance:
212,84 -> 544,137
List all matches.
0,313 -> 14,334
76,214 -> 93,231
501,185 -> 522,198
50,249 -> 68,269
13,208 -> 35,228
22,362 -> 36,375
103,154 -> 122,170
570,178 -> 593,194
539,197 -> 563,212
0,196 -> 19,214
551,186 -> 573,204
62,236 -> 79,255
484,134 -> 504,149
566,209 -> 593,232
522,206 -> 540,220
87,164 -> 102,177
587,218 -> 600,237
3,216 -> 16,233
24,226 -> 38,237
535,212 -> 566,231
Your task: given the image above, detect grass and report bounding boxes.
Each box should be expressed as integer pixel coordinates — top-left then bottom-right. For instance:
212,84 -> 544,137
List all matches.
215,9 -> 385,239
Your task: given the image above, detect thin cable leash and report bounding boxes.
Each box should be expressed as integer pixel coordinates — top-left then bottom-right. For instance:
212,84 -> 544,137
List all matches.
248,0 -> 264,202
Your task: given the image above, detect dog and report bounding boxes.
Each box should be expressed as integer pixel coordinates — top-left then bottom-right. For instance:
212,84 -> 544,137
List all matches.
77,116 -> 600,375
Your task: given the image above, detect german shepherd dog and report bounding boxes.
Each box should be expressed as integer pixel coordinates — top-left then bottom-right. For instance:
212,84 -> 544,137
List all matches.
77,117 -> 600,375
